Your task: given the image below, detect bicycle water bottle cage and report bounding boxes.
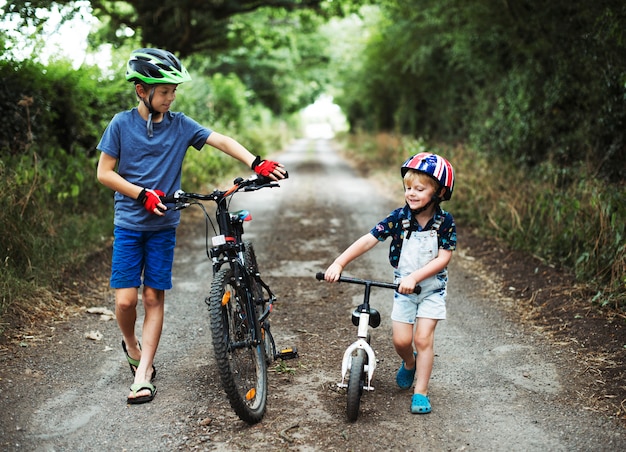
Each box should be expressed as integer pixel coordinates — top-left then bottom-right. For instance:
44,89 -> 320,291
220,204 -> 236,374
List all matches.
230,210 -> 252,223
352,305 -> 381,328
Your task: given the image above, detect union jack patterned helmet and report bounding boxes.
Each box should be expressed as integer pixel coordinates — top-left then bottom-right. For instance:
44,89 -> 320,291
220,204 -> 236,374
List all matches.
401,152 -> 455,201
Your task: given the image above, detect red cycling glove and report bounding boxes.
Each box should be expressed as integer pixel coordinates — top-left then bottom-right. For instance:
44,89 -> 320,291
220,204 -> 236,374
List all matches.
138,188 -> 165,213
251,155 -> 279,177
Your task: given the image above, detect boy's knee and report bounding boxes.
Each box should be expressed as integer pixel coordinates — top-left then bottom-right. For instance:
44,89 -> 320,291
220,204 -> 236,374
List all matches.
142,287 -> 165,308
414,335 -> 434,351
116,297 -> 138,311
393,334 -> 413,351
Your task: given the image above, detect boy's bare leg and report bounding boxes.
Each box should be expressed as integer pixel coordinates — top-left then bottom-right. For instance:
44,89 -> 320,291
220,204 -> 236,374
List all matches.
116,286 -> 163,399
128,286 -> 164,399
116,287 -> 141,361
392,321 -> 417,369
413,318 -> 438,395
135,286 -> 164,382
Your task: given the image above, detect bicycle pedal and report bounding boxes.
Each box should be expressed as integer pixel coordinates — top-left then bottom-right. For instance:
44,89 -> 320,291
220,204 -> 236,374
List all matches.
276,347 -> 298,360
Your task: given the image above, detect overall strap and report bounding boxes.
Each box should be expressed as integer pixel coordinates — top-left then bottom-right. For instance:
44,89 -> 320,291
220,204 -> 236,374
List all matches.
403,213 -> 444,237
401,215 -> 420,239
431,214 -> 444,232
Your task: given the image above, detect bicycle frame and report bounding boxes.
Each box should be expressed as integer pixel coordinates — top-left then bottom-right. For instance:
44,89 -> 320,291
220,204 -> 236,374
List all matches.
209,195 -> 248,271
165,176 -> 278,350
339,280 -> 379,391
163,175 -> 284,424
315,273 -> 421,394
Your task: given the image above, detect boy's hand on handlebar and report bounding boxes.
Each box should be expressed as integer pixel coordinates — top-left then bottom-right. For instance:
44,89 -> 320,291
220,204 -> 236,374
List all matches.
324,263 -> 343,282
251,155 -> 287,181
397,276 -> 419,294
138,188 -> 167,216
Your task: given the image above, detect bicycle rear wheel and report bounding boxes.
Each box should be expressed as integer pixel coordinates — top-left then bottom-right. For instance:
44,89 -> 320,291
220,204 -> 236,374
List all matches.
346,349 -> 367,422
209,267 -> 268,424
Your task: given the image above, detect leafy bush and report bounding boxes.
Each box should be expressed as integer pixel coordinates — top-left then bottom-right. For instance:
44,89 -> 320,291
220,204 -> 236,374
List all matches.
0,53 -> 291,330
0,57 -> 127,324
178,71 -> 291,190
331,1 -> 626,183
444,145 -> 626,310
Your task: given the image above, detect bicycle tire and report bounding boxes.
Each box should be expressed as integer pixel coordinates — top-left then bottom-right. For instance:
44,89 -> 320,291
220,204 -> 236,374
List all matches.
209,267 -> 268,424
244,242 -> 276,364
243,242 -> 264,307
346,349 -> 366,422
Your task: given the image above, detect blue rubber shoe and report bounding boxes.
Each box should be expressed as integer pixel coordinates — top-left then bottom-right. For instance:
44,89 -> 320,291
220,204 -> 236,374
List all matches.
395,352 -> 417,389
411,393 -> 431,414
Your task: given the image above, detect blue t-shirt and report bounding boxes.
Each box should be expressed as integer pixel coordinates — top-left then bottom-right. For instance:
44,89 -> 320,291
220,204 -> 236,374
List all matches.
98,108 -> 211,231
370,204 -> 456,268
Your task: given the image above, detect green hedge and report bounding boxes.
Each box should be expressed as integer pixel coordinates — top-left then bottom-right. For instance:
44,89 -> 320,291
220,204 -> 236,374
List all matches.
0,54 -> 292,331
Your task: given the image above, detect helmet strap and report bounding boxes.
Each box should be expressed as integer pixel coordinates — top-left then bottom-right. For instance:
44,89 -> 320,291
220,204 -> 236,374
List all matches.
146,112 -> 154,138
410,198 -> 434,215
137,85 -> 162,137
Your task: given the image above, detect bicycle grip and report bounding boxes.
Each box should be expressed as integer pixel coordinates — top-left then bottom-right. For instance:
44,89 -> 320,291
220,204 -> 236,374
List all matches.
255,171 -> 289,185
315,272 -> 324,281
160,194 -> 176,204
160,189 -> 186,204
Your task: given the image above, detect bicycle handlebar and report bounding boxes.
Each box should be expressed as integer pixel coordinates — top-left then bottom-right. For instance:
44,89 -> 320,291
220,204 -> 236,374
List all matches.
315,272 -> 421,294
161,173 -> 286,206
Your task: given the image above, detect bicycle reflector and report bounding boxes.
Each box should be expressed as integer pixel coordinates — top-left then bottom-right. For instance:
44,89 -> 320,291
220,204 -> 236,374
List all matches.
212,235 -> 227,246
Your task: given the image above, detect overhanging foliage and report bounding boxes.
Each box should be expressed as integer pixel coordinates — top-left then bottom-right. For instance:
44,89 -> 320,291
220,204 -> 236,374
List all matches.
4,0 -> 371,56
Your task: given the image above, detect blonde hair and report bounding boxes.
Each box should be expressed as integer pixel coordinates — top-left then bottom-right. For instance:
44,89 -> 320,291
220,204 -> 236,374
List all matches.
404,170 -> 439,192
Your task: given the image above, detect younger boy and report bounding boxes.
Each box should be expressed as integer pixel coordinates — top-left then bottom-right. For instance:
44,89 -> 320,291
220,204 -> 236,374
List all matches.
324,153 -> 456,414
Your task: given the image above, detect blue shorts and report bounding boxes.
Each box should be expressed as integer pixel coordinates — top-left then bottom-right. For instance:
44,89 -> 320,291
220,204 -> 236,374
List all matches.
110,226 -> 176,290
391,288 -> 447,323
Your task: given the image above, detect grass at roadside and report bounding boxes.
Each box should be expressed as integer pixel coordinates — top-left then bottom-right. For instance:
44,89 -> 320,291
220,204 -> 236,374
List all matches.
2,129 -> 623,341
0,133 -> 291,340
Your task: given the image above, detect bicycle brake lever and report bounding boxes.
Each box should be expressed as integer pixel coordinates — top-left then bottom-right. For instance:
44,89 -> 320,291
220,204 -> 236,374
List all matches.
251,171 -> 288,186
244,178 -> 280,191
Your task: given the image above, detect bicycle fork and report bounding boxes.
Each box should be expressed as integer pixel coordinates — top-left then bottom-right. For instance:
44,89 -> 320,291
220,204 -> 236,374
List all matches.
338,313 -> 377,391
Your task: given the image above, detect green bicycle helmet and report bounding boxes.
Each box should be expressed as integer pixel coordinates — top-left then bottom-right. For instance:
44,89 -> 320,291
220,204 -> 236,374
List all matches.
126,48 -> 192,85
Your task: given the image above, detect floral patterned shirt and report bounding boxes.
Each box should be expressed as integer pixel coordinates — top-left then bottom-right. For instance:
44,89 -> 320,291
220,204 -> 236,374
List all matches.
369,204 -> 456,268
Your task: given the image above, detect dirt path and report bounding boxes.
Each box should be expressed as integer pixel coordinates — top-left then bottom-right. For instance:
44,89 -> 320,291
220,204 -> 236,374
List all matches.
1,138 -> 624,451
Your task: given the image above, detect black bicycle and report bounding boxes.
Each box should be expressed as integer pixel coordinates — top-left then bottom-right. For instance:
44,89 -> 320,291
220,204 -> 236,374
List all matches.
316,272 -> 420,422
163,174 -> 295,424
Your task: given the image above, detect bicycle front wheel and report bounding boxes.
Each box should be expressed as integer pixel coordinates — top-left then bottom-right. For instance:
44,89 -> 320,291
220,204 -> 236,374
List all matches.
346,349 -> 366,422
209,267 -> 268,424
244,242 -> 276,364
